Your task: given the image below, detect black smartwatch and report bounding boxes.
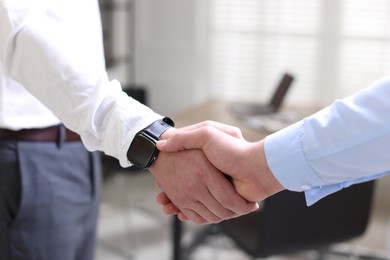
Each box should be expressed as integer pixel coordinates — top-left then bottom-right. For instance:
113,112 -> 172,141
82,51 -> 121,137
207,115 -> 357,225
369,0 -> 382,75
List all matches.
127,117 -> 174,169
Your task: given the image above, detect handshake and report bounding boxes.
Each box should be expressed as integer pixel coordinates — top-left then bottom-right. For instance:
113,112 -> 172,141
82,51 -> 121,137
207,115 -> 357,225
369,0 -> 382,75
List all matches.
148,121 -> 285,224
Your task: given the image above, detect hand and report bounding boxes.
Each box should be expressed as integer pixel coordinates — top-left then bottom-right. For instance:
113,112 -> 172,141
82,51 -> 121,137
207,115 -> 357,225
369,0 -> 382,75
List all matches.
155,122 -> 284,218
149,127 -> 259,224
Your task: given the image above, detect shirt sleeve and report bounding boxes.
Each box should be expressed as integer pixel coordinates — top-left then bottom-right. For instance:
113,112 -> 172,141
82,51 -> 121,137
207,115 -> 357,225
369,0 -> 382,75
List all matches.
264,75 -> 390,205
0,0 -> 162,167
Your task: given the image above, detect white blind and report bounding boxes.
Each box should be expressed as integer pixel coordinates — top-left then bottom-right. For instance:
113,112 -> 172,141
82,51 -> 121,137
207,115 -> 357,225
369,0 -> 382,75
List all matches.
340,0 -> 390,97
209,0 -> 390,106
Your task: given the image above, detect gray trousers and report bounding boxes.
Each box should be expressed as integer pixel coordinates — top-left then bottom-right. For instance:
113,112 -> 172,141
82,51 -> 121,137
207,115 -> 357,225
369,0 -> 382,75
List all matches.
0,140 -> 101,260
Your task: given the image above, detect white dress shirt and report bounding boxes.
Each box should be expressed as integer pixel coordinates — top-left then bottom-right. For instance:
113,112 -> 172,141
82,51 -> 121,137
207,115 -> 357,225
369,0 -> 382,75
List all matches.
0,0 -> 162,167
265,75 -> 390,205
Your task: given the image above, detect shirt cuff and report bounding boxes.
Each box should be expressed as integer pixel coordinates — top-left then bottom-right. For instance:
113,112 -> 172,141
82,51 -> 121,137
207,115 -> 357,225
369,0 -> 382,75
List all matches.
264,121 -> 326,192
304,174 -> 382,206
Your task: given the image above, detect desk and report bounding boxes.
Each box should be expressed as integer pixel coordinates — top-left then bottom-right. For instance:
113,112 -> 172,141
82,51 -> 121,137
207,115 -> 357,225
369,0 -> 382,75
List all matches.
173,99 -> 268,141
173,99 -> 319,140
170,99 -> 318,260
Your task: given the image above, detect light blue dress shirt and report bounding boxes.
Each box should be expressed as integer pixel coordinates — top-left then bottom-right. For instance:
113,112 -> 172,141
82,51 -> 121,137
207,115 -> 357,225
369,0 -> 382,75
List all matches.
264,75 -> 390,206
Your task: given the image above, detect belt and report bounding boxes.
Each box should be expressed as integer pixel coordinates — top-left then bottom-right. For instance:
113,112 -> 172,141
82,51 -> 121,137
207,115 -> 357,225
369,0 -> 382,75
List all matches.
0,125 -> 81,142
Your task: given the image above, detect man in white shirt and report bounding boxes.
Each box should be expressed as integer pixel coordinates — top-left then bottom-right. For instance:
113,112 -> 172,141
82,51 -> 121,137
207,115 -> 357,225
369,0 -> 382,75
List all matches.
0,0 -> 257,259
156,76 -> 390,221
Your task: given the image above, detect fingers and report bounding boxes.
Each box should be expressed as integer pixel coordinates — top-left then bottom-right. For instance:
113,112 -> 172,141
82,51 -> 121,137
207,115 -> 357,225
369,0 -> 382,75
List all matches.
156,175 -> 258,223
156,191 -> 171,205
152,146 -> 258,224
157,121 -> 244,152
156,191 -> 201,221
195,171 -> 258,219
206,170 -> 260,215
164,201 -> 221,224
156,191 -> 218,224
151,150 -> 231,224
178,121 -> 244,139
180,202 -> 222,224
157,191 -> 257,224
177,212 -> 189,221
158,192 -> 241,224
157,125 -> 218,152
156,192 -> 191,222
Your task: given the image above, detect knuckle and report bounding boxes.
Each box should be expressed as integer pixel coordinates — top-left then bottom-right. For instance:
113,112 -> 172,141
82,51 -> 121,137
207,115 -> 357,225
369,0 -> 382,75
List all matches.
202,120 -> 215,127
230,126 -> 242,137
201,125 -> 217,138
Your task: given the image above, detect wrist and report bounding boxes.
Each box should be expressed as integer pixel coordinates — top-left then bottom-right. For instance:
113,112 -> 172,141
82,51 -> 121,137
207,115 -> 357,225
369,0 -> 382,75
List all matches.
256,139 -> 284,196
241,139 -> 284,202
127,117 -> 174,169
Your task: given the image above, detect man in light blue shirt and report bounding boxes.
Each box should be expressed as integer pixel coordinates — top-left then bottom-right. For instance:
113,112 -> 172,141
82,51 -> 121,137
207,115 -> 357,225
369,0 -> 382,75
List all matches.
156,75 -> 390,220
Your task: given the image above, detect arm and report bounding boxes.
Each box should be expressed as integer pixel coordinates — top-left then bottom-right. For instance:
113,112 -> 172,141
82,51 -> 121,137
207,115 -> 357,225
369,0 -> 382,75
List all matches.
157,127 -> 284,202
155,127 -> 284,220
0,2 -> 258,224
157,75 -> 390,215
266,75 -> 390,205
0,0 -> 159,166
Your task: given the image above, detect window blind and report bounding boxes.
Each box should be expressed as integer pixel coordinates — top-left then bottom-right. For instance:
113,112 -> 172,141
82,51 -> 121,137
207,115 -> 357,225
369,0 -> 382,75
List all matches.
209,0 -> 390,107
340,0 -> 390,97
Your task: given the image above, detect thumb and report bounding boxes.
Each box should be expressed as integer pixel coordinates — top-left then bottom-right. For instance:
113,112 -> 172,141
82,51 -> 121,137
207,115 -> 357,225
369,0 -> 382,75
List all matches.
156,139 -> 174,151
157,130 -> 206,152
156,135 -> 187,152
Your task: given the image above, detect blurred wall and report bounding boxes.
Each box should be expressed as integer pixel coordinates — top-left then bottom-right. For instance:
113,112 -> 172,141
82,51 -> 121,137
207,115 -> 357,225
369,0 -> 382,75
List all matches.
133,0 -> 211,116
102,0 -> 210,116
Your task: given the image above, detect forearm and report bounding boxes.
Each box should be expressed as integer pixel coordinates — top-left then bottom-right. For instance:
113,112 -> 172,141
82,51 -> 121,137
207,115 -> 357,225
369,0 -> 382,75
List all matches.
265,76 -> 390,204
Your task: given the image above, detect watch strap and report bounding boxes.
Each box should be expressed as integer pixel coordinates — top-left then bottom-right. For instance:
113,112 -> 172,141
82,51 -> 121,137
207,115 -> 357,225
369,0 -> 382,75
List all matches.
144,117 -> 175,139
127,117 -> 175,169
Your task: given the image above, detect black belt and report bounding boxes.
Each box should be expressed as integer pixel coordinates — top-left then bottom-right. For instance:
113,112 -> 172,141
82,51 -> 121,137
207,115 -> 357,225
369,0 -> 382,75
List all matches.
0,125 -> 81,142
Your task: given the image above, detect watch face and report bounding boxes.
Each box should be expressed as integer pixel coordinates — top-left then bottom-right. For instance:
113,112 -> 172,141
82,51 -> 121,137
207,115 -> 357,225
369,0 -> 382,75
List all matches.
127,134 -> 157,168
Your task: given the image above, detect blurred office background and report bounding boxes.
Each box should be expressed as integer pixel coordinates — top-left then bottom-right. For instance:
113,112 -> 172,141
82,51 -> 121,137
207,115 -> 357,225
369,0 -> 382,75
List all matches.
103,0 -> 390,115
97,0 -> 390,259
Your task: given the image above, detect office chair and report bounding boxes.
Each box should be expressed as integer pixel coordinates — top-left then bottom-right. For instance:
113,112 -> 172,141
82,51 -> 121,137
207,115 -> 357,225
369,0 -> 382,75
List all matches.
173,181 -> 381,260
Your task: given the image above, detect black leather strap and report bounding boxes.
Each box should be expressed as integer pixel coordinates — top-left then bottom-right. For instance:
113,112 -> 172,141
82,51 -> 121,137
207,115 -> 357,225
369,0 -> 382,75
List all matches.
144,117 -> 175,139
